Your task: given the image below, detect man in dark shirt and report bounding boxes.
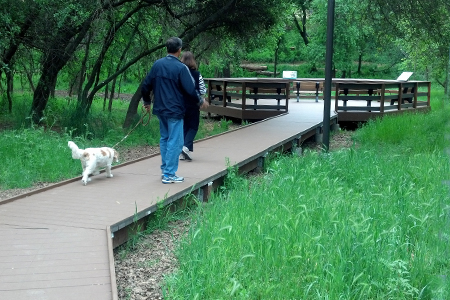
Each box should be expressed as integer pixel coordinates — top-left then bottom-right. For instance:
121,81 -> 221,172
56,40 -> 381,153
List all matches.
141,37 -> 208,184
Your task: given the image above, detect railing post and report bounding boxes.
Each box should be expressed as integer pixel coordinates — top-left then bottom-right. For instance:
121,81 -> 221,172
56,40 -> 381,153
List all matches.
296,82 -> 300,102
285,82 -> 290,112
413,82 -> 418,108
241,82 -> 247,111
291,137 -> 302,156
200,181 -> 213,202
334,82 -> 340,112
256,152 -> 268,173
343,87 -> 348,111
398,83 -> 403,110
427,82 -> 431,107
367,88 -> 373,112
207,79 -> 212,118
315,82 -> 320,102
222,81 -> 227,107
277,87 -> 281,107
253,87 -> 258,109
315,126 -> 323,144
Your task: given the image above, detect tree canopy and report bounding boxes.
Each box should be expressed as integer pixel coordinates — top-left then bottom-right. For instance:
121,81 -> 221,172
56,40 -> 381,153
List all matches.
1,0 -> 449,129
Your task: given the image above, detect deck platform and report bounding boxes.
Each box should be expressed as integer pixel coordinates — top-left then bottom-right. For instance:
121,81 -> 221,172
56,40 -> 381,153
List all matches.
204,78 -> 431,122
0,99 -> 335,299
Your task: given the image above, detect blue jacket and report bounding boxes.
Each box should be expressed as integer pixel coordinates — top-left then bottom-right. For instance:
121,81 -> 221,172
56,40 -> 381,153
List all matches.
141,54 -> 203,119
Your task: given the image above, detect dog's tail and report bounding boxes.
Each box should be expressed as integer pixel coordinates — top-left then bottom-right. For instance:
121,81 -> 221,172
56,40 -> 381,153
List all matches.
68,141 -> 84,159
113,150 -> 119,163
68,141 -> 77,150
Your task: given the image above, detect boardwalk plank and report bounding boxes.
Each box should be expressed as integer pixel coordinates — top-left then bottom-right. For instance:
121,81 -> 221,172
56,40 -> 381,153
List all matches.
0,285 -> 112,300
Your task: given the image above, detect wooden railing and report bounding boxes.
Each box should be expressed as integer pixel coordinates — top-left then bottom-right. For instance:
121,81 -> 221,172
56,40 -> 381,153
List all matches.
204,78 -> 291,120
202,77 -> 431,122
334,80 -> 431,121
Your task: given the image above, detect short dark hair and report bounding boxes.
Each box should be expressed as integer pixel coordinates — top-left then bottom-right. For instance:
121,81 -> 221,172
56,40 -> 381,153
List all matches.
166,37 -> 182,54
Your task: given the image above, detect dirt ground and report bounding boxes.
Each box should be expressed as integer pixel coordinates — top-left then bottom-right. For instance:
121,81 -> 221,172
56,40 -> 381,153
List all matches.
0,127 -> 354,300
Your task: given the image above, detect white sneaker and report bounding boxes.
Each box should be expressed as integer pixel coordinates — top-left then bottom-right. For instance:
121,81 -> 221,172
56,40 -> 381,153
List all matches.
179,154 -> 185,160
181,146 -> 192,161
162,175 -> 184,184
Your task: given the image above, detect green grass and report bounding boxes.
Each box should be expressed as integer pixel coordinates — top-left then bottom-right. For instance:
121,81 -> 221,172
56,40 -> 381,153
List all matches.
0,95 -> 233,190
0,127 -> 81,188
162,92 -> 450,299
2,85 -> 449,298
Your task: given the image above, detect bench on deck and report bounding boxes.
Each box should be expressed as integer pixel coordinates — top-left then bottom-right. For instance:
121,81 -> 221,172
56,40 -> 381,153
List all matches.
335,81 -> 430,117
205,78 -> 290,120
337,86 -> 380,109
209,85 -> 287,106
211,80 -> 324,103
290,81 -> 324,102
385,86 -> 414,105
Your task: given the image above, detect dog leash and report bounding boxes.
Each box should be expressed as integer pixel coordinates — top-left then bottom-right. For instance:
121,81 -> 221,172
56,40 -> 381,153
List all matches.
112,106 -> 151,149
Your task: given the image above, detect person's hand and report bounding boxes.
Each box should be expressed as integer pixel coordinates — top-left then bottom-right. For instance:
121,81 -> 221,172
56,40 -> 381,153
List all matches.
200,99 -> 209,109
143,104 -> 151,113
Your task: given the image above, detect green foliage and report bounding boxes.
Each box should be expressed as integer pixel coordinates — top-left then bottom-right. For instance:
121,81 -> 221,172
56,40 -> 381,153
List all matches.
163,97 -> 450,298
0,93 -> 32,127
374,0 -> 450,86
354,109 -> 448,153
353,88 -> 449,152
0,127 -> 80,189
0,94 -> 234,190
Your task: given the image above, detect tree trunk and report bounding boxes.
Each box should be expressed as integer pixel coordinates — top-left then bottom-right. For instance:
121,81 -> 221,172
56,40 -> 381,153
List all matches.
0,15 -> 34,80
103,83 -> 109,111
76,31 -> 92,100
123,83 -> 143,128
222,63 -> 231,77
79,5 -> 146,114
6,70 -> 13,113
31,65 -> 58,123
357,53 -> 362,75
30,8 -> 99,124
21,62 -> 36,93
108,76 -> 117,112
50,76 -> 57,98
292,8 -> 309,46
274,37 -> 282,78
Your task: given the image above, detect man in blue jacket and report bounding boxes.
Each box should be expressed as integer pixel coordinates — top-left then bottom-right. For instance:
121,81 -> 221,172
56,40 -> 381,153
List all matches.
141,37 -> 208,184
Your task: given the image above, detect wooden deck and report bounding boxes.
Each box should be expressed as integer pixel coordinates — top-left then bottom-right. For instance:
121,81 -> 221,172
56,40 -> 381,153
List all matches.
333,79 -> 431,122
0,99 -> 333,299
204,78 -> 431,122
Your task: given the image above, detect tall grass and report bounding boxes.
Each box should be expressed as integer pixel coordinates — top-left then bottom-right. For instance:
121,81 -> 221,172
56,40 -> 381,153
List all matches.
0,127 -> 82,188
0,95 -> 233,190
163,95 -> 450,298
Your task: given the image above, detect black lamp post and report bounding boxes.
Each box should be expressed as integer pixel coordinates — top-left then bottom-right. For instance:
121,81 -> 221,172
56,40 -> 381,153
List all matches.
322,0 -> 335,152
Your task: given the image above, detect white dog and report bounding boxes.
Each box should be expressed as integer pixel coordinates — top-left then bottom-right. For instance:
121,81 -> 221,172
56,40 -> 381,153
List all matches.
68,141 -> 119,185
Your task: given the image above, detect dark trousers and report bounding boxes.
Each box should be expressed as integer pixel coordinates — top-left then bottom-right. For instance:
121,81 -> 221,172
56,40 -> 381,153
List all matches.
183,107 -> 200,152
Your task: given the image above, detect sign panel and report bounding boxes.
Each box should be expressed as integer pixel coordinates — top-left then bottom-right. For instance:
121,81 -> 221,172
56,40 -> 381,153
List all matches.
282,71 -> 297,79
396,72 -> 413,81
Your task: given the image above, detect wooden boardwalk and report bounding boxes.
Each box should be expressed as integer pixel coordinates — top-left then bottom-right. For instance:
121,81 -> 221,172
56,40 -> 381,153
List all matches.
204,77 -> 431,122
0,100 -> 337,300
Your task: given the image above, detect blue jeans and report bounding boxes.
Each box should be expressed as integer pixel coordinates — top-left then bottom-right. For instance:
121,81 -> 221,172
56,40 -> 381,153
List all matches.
157,115 -> 184,177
